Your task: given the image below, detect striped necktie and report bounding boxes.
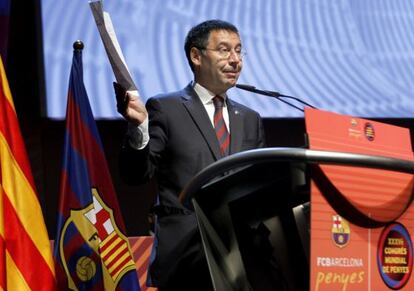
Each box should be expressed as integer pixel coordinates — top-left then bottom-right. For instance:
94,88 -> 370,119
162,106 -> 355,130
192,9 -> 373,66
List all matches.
213,96 -> 230,156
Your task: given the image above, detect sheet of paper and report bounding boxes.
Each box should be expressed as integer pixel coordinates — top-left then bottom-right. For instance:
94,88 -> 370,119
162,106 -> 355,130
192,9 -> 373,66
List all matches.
89,0 -> 137,92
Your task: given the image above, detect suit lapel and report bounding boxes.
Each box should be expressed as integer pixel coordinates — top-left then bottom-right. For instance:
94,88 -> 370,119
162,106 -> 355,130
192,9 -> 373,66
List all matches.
181,85 -> 222,160
228,99 -> 243,154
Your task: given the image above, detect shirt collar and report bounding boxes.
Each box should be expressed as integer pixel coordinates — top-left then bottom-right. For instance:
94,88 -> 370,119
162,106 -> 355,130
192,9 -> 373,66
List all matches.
193,82 -> 227,105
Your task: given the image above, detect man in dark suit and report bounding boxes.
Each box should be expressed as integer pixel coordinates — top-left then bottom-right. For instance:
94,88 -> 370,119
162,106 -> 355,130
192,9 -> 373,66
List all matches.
116,20 -> 265,290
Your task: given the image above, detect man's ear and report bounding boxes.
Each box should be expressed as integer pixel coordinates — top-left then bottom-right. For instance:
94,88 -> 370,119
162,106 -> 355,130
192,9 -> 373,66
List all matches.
190,47 -> 202,67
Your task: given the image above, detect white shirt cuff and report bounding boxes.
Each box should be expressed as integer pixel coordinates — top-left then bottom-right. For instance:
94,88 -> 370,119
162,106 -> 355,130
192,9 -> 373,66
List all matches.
127,117 -> 149,150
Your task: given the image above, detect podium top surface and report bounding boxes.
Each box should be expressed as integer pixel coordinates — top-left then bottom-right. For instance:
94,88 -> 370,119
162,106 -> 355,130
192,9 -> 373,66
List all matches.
179,147 -> 414,203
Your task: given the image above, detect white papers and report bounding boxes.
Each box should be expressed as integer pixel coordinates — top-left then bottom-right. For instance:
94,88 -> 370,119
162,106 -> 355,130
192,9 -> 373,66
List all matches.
89,0 -> 137,92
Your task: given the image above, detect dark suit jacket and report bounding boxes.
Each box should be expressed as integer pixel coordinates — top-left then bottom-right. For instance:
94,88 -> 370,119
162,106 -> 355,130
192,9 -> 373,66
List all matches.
119,83 -> 265,287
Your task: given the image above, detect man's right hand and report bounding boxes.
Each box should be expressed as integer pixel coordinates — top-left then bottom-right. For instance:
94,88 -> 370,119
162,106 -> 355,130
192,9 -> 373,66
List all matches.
113,82 -> 148,125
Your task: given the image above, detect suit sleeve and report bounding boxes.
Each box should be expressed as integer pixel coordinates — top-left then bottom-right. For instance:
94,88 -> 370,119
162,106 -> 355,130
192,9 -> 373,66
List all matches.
257,112 -> 266,148
119,97 -> 168,185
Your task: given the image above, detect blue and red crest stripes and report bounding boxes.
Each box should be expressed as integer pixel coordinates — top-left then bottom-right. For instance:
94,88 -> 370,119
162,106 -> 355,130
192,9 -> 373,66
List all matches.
53,47 -> 140,291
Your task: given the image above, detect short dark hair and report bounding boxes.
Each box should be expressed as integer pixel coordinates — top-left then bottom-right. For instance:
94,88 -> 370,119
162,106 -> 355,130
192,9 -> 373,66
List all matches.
184,19 -> 239,72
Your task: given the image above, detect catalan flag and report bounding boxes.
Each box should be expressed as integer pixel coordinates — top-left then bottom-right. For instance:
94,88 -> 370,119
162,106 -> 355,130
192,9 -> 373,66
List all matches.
53,43 -> 140,290
0,57 -> 55,290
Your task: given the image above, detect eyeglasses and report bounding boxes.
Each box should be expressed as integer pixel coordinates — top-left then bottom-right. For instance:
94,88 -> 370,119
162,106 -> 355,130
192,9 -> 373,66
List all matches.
197,46 -> 246,60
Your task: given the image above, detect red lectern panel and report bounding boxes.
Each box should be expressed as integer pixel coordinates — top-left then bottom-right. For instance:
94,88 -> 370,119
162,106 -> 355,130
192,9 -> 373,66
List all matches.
306,108 -> 414,291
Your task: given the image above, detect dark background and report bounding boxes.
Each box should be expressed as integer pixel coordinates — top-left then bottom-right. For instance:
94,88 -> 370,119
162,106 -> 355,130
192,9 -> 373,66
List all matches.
5,1 -> 414,238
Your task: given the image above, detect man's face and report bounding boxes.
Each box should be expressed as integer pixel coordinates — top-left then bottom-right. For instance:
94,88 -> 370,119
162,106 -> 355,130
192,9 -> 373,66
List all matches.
192,29 -> 243,95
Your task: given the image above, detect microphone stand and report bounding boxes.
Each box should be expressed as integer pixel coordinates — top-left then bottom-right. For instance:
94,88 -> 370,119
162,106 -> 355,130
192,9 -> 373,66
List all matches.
235,84 -> 316,112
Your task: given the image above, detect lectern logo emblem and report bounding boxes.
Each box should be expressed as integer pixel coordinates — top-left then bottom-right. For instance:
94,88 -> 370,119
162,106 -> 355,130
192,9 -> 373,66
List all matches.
377,222 -> 413,290
331,215 -> 351,248
350,118 -> 358,127
364,122 -> 375,141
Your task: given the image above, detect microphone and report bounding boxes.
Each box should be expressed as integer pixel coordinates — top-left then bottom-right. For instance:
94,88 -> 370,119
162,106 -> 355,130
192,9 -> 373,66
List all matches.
235,83 -> 316,112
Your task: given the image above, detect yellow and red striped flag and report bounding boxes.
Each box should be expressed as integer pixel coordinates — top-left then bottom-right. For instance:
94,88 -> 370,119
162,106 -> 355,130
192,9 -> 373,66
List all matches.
130,236 -> 157,291
0,57 -> 55,290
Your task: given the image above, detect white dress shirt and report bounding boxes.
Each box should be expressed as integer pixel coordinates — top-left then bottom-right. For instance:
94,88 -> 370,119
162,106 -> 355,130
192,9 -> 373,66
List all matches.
127,82 -> 230,150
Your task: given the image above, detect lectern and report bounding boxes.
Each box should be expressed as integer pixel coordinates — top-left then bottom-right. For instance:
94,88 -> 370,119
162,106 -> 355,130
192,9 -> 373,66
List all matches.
179,148 -> 414,291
